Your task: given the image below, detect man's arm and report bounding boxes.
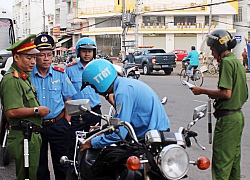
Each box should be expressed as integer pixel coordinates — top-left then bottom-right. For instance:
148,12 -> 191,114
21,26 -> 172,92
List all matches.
64,98 -> 72,122
6,106 -> 50,118
190,86 -> 232,99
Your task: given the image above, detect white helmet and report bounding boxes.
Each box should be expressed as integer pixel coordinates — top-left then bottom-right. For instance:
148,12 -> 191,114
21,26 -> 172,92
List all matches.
128,49 -> 134,54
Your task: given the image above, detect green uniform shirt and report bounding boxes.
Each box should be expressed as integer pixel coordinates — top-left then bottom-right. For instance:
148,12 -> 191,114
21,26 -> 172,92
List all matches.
0,64 -> 42,126
214,52 -> 248,110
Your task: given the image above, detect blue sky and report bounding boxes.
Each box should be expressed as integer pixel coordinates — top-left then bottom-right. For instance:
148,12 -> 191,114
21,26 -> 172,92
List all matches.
0,0 -> 14,14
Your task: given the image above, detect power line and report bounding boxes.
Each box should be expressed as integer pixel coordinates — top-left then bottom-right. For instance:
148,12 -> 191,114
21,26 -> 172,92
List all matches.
140,0 -> 243,14
73,0 -> 244,30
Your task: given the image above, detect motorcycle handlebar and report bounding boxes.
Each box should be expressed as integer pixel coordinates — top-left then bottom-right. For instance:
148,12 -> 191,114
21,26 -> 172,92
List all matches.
85,124 -> 109,138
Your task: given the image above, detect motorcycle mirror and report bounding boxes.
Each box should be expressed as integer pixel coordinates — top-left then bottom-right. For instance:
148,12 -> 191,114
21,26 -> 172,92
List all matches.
193,104 -> 207,120
66,99 -> 91,116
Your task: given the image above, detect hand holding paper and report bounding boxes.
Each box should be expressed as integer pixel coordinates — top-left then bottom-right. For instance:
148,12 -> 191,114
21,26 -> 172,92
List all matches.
182,80 -> 195,88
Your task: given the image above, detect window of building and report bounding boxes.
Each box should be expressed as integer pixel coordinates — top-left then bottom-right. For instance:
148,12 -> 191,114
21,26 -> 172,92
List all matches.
205,15 -> 219,25
234,7 -> 242,22
142,16 -> 165,25
95,17 -> 121,28
174,16 -> 196,25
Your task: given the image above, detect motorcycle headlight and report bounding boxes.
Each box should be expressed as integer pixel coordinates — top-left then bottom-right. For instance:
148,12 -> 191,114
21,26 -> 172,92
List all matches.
158,144 -> 189,179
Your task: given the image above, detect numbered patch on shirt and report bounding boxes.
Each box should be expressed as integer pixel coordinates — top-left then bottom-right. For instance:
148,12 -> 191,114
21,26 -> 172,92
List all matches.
115,101 -> 122,115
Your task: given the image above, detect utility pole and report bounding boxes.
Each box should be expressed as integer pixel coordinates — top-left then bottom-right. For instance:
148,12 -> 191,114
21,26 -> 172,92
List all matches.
208,0 -> 213,38
134,0 -> 139,51
42,0 -> 46,32
206,0 -> 213,64
122,0 -> 126,59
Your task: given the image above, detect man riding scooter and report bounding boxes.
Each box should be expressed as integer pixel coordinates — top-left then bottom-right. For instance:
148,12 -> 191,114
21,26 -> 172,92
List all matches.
121,49 -> 140,79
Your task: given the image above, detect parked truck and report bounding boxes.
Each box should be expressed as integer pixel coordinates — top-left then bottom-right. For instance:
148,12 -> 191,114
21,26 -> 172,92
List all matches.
134,46 -> 176,75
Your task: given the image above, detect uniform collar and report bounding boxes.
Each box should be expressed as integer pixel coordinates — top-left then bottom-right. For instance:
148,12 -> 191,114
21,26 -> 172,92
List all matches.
113,76 -> 121,93
10,64 -> 31,79
77,60 -> 84,69
34,65 -> 53,76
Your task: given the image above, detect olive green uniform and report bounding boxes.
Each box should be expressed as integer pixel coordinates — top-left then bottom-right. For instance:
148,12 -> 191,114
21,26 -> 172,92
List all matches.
0,64 -> 42,180
212,52 -> 248,180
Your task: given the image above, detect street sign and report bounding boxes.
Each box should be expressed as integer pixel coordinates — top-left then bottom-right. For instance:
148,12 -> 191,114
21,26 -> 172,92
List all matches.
234,35 -> 242,42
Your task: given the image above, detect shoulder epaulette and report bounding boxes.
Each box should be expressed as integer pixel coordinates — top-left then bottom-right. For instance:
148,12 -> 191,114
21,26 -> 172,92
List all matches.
53,66 -> 65,73
13,70 -> 20,78
67,61 -> 77,67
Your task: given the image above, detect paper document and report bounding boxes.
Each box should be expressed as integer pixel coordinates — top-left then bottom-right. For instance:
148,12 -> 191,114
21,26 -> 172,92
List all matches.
182,80 -> 195,88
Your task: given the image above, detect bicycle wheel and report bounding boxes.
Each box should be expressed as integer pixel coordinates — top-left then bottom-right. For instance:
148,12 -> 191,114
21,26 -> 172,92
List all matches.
193,69 -> 204,87
180,69 -> 189,85
208,64 -> 216,75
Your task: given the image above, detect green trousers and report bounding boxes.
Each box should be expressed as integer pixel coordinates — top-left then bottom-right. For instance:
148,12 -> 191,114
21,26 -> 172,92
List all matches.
212,111 -> 244,180
7,130 -> 42,180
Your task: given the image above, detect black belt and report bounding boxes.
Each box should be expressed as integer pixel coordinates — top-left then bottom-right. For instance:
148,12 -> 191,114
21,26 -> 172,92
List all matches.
213,109 -> 241,119
11,124 -> 42,133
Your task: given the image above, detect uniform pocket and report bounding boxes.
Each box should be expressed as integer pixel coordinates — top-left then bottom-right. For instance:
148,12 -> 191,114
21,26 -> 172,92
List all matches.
49,83 -> 62,98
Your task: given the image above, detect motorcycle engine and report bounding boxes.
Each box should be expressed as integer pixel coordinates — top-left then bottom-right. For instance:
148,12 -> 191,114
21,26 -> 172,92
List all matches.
145,130 -> 186,156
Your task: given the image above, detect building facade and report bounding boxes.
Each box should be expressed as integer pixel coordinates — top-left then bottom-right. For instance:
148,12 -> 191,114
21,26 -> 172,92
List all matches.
13,0 -> 55,40
233,0 -> 250,60
70,0 -> 239,57
12,0 -> 250,60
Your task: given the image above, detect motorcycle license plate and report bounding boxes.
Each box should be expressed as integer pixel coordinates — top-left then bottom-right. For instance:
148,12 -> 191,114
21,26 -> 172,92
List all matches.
135,71 -> 140,74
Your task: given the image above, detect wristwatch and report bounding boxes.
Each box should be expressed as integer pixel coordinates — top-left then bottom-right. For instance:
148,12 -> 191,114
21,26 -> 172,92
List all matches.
34,107 -> 39,116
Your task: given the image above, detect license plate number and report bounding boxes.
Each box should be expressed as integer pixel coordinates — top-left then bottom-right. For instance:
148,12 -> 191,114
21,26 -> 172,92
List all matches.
162,65 -> 169,68
135,71 -> 140,74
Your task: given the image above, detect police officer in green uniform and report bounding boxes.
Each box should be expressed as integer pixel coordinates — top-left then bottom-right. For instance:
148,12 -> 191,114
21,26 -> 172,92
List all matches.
0,34 -> 50,180
190,29 -> 248,180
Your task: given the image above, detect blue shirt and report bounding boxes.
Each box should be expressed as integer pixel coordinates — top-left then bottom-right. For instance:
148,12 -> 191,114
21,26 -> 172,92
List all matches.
91,77 -> 170,149
31,65 -> 77,119
183,50 -> 199,66
65,60 -> 101,108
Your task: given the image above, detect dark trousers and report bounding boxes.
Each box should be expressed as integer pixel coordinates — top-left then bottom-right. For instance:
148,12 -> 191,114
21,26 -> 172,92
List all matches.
37,117 -> 71,180
69,106 -> 101,160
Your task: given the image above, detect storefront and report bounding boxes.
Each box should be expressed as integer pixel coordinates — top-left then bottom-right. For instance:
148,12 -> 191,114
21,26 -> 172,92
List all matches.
96,34 -> 121,57
143,34 -> 166,50
174,33 -> 197,51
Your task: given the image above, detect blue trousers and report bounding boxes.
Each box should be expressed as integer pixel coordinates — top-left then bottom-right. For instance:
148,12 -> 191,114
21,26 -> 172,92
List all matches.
37,117 -> 71,180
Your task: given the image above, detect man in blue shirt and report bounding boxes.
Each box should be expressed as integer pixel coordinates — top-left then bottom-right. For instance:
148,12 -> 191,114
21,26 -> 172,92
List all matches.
80,59 -> 170,150
65,37 -> 102,159
31,34 -> 77,180
183,46 -> 199,79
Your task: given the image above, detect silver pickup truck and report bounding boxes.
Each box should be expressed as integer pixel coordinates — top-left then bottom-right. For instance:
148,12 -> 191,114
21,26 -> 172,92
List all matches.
134,48 -> 176,75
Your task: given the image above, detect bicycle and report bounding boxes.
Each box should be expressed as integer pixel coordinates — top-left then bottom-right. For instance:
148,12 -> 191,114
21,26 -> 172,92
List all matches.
207,59 -> 219,75
180,60 -> 204,87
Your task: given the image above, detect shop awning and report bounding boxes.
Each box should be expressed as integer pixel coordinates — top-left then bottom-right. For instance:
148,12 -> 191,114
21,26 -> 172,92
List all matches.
56,37 -> 71,47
